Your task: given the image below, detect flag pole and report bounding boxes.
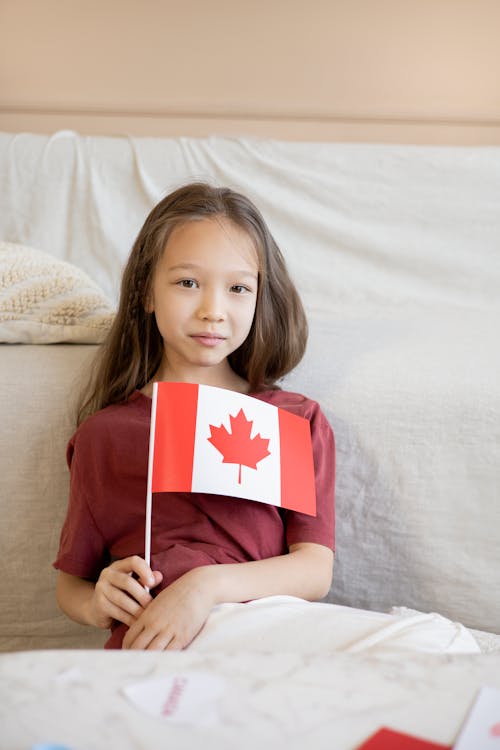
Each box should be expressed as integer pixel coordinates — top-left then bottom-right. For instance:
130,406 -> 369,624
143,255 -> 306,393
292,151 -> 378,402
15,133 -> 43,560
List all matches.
144,382 -> 158,591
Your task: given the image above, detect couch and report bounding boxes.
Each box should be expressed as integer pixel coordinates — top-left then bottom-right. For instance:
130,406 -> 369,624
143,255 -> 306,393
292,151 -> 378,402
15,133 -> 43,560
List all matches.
1,131 -> 499,748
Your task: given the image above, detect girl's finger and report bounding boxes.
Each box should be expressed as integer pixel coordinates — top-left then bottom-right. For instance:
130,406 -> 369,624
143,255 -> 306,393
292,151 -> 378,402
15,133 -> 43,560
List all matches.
125,623 -> 168,651
106,588 -> 145,619
103,571 -> 153,608
121,575 -> 155,608
146,630 -> 176,651
122,624 -> 144,650
164,635 -> 185,651
102,601 -> 136,627
119,555 -> 157,588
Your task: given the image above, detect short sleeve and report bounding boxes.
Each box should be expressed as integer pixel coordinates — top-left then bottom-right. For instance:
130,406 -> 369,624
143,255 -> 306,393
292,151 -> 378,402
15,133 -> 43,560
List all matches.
53,434 -> 108,580
284,403 -> 335,551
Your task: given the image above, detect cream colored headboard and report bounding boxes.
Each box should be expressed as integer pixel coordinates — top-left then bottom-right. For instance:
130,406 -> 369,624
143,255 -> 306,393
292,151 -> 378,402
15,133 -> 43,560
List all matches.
1,0 -> 499,144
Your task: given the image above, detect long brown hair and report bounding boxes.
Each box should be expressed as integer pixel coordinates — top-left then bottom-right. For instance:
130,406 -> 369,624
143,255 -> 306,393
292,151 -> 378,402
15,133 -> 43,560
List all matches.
77,183 -> 308,424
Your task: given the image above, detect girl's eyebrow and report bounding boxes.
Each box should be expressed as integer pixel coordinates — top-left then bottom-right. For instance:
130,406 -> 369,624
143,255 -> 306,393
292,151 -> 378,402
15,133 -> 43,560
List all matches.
167,262 -> 200,271
167,262 -> 257,278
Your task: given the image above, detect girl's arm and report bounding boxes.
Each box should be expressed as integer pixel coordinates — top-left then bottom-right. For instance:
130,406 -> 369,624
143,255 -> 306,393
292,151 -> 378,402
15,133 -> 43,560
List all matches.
56,556 -> 163,630
122,543 -> 334,650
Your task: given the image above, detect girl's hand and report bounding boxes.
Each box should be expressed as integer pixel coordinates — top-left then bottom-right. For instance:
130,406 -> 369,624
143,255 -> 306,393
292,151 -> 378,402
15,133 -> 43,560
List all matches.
89,556 -> 163,629
122,567 -> 214,650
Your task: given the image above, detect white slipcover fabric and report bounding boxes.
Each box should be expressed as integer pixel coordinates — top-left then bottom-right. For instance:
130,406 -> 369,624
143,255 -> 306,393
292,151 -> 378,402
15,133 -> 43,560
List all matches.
0,132 -> 499,641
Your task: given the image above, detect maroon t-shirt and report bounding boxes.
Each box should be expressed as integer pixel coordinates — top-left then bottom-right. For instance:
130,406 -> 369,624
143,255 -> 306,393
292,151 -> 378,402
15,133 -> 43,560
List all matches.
54,388 -> 335,648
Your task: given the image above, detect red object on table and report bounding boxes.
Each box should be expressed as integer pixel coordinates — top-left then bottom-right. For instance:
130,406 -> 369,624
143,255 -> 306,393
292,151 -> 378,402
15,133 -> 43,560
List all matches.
357,727 -> 451,750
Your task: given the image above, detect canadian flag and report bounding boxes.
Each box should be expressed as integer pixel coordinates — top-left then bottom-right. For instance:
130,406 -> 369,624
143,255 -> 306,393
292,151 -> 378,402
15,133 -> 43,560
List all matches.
147,382 -> 316,516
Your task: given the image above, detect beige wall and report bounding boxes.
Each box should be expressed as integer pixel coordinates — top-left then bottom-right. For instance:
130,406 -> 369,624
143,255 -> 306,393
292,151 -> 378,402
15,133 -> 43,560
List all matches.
1,0 -> 499,143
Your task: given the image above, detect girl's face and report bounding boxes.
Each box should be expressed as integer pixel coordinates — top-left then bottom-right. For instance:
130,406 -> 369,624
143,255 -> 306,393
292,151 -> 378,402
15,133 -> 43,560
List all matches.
147,217 -> 259,386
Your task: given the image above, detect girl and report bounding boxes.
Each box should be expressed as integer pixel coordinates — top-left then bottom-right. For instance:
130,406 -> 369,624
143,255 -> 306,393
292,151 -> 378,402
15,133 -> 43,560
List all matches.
54,182 -> 335,651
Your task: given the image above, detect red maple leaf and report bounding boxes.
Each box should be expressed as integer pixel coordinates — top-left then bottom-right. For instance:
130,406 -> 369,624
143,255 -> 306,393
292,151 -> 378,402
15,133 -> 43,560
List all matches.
207,408 -> 271,484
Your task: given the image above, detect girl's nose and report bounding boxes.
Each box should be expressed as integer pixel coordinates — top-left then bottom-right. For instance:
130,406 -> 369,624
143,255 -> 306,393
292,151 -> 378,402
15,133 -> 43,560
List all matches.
197,291 -> 225,322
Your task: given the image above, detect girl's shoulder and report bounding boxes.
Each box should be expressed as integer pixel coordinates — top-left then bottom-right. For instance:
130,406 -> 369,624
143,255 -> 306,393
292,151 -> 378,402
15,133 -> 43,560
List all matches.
70,390 -> 150,449
253,387 -> 326,422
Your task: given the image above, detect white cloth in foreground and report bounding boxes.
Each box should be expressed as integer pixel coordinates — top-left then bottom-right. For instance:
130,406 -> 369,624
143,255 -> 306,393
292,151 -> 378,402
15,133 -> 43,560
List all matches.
190,596 -> 480,656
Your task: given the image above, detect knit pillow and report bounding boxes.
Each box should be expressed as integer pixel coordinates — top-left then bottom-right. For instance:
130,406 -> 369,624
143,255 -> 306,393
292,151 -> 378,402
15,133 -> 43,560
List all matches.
0,241 -> 115,343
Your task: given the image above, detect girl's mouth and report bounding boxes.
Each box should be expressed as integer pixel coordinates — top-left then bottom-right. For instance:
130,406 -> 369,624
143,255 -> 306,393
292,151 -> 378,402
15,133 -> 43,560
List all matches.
190,334 -> 226,347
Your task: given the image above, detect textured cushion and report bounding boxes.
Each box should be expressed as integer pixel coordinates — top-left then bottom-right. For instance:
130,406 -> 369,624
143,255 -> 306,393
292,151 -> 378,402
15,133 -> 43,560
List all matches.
0,241 -> 115,343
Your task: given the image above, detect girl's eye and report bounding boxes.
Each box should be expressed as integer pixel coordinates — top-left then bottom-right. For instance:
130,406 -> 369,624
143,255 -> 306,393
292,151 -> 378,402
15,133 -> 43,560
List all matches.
178,279 -> 198,289
230,284 -> 250,294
